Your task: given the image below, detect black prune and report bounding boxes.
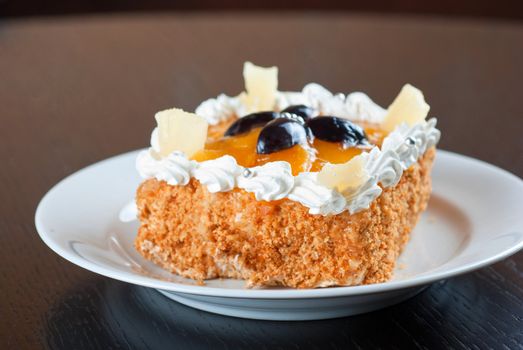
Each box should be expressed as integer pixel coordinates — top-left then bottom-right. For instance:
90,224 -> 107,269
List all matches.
256,118 -> 311,154
280,105 -> 314,122
224,111 -> 279,137
307,116 -> 369,147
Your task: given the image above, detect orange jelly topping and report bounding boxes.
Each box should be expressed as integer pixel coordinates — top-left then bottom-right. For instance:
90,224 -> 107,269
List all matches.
192,122 -> 385,175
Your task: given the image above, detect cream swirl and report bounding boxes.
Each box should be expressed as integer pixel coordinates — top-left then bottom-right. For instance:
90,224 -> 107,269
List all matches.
277,83 -> 387,123
425,118 -> 441,149
381,126 -> 416,167
193,156 -> 241,193
275,91 -> 310,109
237,162 -> 294,201
136,149 -> 161,179
288,172 -> 346,215
156,153 -> 196,186
344,176 -> 382,214
344,92 -> 387,124
366,148 -> 404,188
195,83 -> 387,125
195,94 -> 240,125
341,118 -> 440,213
302,83 -> 346,114
119,201 -> 138,222
136,150 -> 196,186
382,118 -> 441,169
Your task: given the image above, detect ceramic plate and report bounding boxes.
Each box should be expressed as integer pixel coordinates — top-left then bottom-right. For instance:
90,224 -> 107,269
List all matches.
35,150 -> 523,320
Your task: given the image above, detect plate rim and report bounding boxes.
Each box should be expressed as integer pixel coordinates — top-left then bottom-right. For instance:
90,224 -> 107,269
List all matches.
35,149 -> 523,299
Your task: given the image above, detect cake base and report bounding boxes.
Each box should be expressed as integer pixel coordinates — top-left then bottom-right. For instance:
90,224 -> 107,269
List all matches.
135,148 -> 435,289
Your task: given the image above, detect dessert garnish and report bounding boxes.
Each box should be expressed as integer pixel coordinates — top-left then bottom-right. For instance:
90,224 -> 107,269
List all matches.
382,83 -> 430,132
317,155 -> 370,193
306,116 -> 369,147
240,61 -> 278,112
155,108 -> 208,158
280,104 -> 315,121
256,117 -> 311,154
224,111 -> 279,137
316,81 -> 432,193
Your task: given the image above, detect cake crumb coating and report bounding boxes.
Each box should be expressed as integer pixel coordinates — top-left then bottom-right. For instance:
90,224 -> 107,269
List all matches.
135,148 -> 435,289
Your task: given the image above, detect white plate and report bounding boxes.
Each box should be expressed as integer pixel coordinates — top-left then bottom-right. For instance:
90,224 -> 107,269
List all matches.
35,150 -> 523,320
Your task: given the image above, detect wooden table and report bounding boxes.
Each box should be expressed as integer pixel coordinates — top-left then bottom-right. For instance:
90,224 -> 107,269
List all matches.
1,13 -> 522,349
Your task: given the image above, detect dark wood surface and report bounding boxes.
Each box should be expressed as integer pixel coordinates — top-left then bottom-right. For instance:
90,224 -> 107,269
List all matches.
1,13 -> 522,349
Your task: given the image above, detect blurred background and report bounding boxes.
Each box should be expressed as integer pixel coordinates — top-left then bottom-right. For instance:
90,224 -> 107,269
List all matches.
1,0 -> 522,19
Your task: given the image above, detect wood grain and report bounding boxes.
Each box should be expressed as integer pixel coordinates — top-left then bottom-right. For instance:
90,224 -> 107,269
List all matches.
0,13 -> 522,349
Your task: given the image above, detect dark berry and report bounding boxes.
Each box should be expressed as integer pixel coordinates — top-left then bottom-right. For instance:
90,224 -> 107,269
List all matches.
307,116 -> 369,147
224,111 -> 279,137
256,118 -> 311,154
280,105 -> 314,122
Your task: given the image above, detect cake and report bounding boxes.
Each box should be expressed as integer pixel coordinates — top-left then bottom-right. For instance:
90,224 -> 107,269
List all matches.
134,62 -> 440,288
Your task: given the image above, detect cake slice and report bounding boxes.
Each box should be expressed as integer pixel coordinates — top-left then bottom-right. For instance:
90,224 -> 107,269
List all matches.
134,63 -> 440,288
